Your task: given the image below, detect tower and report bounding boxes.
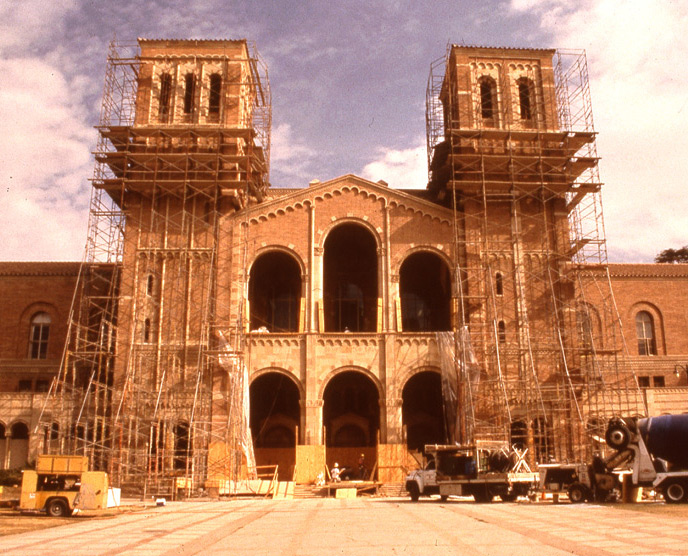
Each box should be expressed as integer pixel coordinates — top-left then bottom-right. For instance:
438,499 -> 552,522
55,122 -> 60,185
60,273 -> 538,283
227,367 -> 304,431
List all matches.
46,39 -> 270,493
426,46 -> 642,461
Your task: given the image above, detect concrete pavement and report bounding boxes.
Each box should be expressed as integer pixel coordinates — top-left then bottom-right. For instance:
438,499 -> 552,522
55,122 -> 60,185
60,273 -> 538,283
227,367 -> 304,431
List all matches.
0,497 -> 685,555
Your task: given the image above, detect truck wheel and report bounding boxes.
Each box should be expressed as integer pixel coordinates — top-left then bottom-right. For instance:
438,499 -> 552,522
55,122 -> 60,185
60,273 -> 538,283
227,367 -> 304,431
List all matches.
46,499 -> 69,517
472,487 -> 493,503
605,423 -> 630,450
408,483 -> 420,502
500,493 -> 518,502
663,481 -> 687,504
567,483 -> 588,504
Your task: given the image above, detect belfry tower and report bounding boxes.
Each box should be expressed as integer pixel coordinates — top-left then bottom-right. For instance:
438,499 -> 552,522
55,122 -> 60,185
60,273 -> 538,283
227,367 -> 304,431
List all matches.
47,39 -> 271,493
426,46 -> 642,461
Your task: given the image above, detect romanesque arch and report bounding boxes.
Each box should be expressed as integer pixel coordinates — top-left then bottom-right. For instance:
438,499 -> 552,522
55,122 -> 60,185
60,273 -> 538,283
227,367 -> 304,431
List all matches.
401,369 -> 445,451
8,421 -> 29,469
399,251 -> 451,332
323,223 -> 378,332
250,370 -> 302,480
322,369 -> 380,479
248,250 -> 302,332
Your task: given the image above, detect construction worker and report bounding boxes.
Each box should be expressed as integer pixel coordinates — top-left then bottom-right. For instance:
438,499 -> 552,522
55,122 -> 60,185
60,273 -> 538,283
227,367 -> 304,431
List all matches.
331,462 -> 341,482
358,453 -> 366,480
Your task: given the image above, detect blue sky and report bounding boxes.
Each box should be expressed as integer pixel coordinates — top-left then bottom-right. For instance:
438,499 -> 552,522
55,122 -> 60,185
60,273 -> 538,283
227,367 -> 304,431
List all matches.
1,0 -> 687,262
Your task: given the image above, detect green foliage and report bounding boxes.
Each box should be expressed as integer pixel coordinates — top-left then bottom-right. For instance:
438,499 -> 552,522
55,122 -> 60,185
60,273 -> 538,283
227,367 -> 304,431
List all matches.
655,246 -> 688,263
0,468 -> 22,486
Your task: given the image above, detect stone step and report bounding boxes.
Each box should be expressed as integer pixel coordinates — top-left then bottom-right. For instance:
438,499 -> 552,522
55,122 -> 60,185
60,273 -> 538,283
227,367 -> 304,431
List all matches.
377,482 -> 406,497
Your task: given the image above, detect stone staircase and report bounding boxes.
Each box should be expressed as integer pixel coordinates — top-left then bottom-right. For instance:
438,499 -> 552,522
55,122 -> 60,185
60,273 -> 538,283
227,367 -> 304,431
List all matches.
293,484 -> 325,499
377,482 -> 406,497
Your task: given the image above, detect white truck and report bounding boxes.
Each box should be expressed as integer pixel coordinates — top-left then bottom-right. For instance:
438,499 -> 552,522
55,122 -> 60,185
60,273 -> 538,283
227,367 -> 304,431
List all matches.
406,441 -> 538,502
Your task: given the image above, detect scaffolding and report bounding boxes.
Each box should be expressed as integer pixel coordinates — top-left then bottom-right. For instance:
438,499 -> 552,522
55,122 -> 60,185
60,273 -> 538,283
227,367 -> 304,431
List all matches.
38,39 -> 270,494
427,46 -> 644,463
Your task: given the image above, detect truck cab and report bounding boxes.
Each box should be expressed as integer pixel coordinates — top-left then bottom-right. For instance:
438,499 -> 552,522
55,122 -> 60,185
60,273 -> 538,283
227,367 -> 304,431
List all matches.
405,457 -> 440,501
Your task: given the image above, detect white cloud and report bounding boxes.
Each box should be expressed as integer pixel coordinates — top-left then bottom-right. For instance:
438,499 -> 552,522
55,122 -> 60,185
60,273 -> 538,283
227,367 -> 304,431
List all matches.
511,0 -> 688,261
0,57 -> 95,261
0,0 -> 77,52
360,141 -> 428,189
270,123 -> 320,185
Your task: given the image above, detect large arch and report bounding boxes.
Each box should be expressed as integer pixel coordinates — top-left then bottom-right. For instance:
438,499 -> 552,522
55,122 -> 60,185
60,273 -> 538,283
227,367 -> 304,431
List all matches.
323,370 -> 380,479
250,371 -> 301,480
402,370 -> 446,451
0,423 -> 6,469
399,251 -> 451,332
9,421 -> 29,469
249,250 -> 302,332
323,223 -> 378,332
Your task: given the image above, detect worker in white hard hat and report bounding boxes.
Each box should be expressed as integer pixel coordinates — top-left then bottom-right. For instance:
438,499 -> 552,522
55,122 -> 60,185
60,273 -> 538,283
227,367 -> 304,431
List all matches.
331,462 -> 341,482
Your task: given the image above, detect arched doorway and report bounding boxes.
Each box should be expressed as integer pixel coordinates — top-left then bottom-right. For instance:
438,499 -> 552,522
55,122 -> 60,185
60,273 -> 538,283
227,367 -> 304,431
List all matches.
323,224 -> 378,332
402,371 -> 445,451
0,423 -> 6,468
323,371 -> 379,479
9,422 -> 29,469
250,372 -> 301,480
399,252 -> 451,331
249,251 -> 301,332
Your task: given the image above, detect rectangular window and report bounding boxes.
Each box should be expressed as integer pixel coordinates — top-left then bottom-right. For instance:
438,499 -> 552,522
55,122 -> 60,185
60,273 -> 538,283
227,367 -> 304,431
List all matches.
18,379 -> 32,392
653,375 -> 666,388
637,376 -> 650,388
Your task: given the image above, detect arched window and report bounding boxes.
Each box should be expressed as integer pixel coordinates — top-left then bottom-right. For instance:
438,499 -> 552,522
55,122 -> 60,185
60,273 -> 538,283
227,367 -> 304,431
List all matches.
209,74 -> 222,114
497,320 -> 506,343
479,76 -> 497,122
517,78 -> 534,121
495,272 -> 503,296
29,312 -> 51,359
183,73 -> 195,114
146,274 -> 154,296
174,421 -> 190,470
159,73 -> 172,120
144,318 -> 151,343
636,311 -> 657,355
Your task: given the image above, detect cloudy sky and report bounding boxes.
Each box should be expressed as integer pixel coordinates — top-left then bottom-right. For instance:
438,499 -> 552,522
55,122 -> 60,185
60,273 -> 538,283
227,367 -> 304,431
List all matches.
1,0 -> 686,262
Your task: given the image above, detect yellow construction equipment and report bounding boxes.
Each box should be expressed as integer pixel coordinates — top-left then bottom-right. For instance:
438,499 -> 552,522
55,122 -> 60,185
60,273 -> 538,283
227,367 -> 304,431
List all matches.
19,455 -> 109,517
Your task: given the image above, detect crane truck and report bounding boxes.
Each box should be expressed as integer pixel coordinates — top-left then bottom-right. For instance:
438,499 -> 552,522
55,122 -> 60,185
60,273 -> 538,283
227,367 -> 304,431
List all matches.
406,440 -> 538,502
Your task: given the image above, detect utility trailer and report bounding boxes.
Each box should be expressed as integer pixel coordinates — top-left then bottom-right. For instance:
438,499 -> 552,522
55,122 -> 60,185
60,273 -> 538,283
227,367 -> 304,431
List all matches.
19,455 -> 110,517
407,441 -> 538,502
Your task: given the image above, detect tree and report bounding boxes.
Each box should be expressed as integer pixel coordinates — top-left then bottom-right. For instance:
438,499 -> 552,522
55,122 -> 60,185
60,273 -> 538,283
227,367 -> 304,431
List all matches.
655,246 -> 688,263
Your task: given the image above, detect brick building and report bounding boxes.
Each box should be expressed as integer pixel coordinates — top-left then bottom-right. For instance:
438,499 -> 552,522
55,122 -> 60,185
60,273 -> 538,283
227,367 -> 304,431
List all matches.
1,40 -> 686,492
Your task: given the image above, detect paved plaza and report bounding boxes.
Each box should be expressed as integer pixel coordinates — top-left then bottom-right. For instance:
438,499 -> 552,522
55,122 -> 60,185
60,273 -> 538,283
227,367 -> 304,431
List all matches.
0,498 -> 686,555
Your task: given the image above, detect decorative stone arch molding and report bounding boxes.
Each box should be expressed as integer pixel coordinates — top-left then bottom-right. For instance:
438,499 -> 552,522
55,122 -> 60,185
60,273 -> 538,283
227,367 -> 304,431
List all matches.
248,245 -> 307,279
317,216 -> 382,252
317,365 -> 385,402
392,245 -> 453,280
396,365 -> 443,399
250,366 -> 305,400
629,301 -> 666,355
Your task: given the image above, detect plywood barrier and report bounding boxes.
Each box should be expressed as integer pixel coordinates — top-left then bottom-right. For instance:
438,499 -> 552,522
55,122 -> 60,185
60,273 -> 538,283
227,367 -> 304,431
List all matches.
206,441 -> 249,484
377,444 -> 418,483
295,445 -> 326,483
254,447 -> 295,481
